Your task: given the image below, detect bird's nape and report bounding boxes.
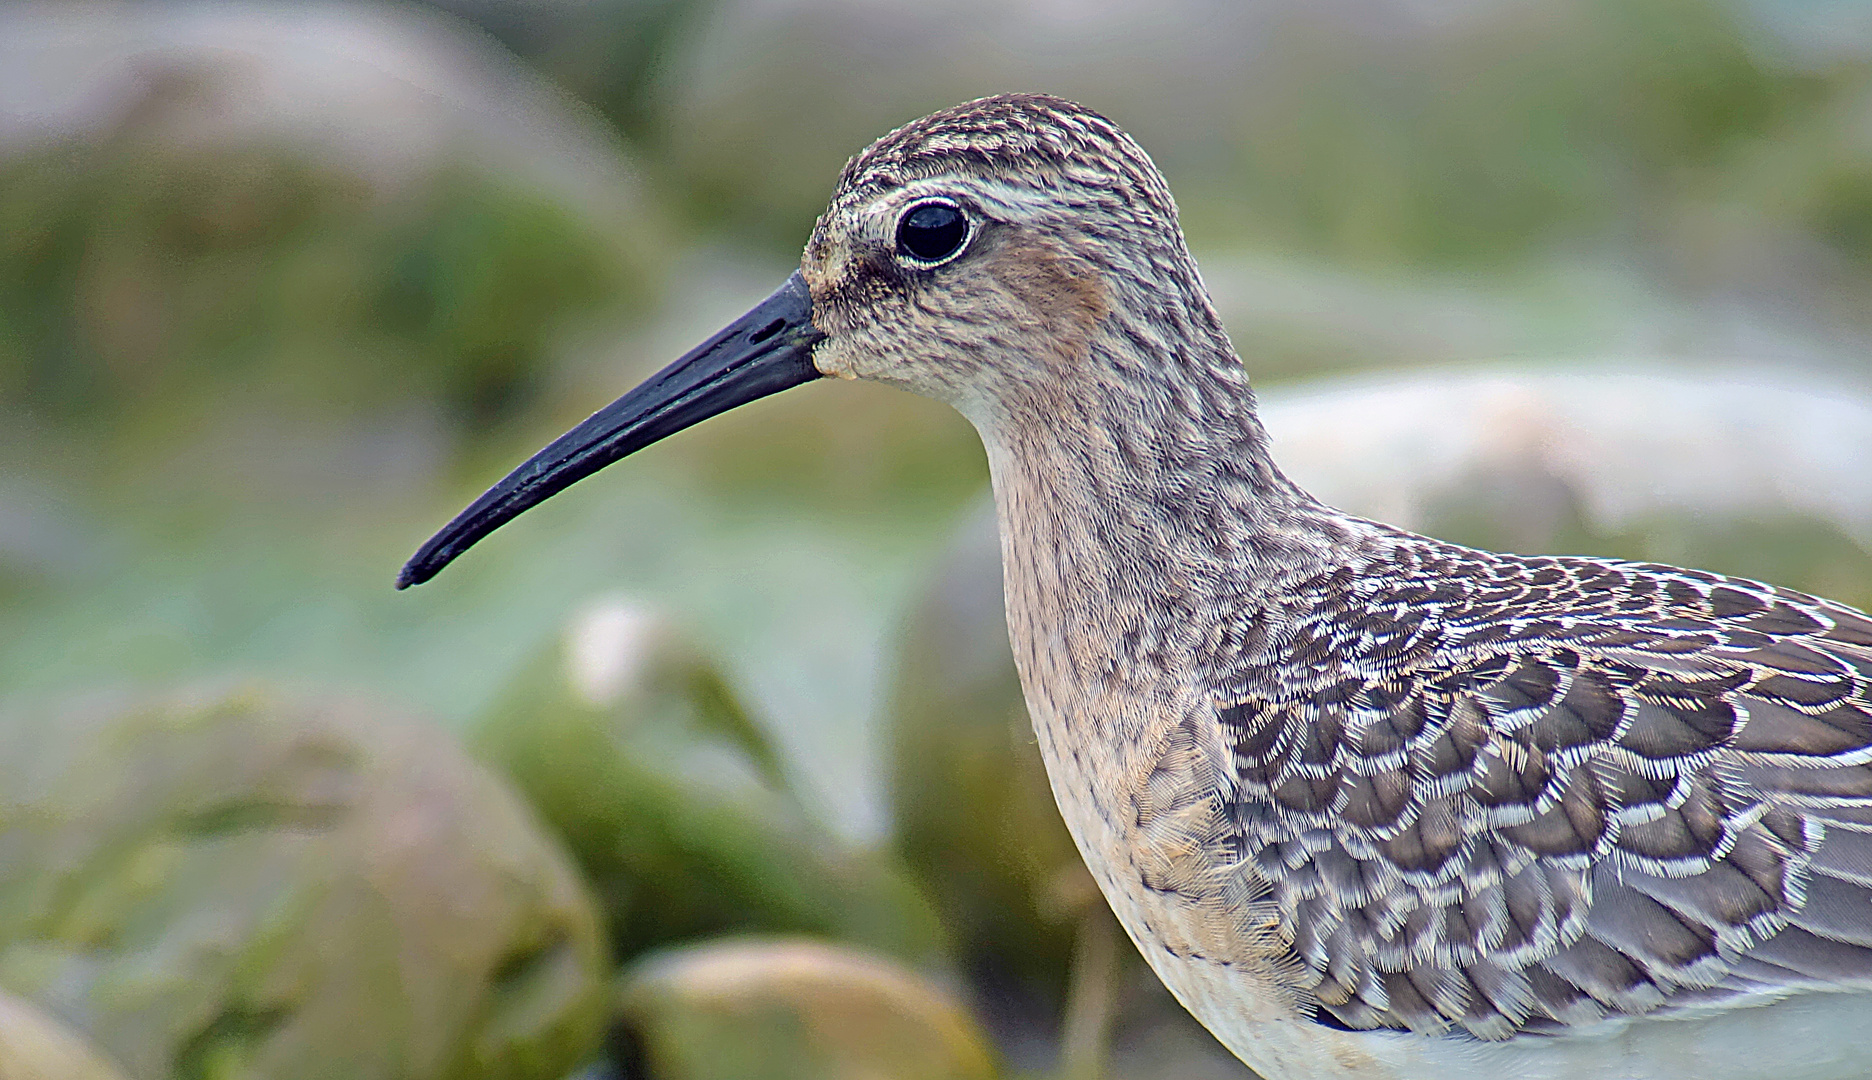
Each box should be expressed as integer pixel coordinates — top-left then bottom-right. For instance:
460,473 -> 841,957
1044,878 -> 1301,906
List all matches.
396,271 -> 825,588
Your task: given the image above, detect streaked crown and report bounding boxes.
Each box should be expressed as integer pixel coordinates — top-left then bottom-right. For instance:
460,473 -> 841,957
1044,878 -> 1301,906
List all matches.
827,93 -> 1180,228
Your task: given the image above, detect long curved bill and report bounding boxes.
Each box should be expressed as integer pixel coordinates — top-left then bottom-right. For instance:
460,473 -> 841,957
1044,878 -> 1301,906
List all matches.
397,270 -> 825,589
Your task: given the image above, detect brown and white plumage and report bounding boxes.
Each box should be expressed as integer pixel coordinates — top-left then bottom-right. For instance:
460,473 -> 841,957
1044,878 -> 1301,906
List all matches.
800,94 -> 1872,1078
1220,540 -> 1872,1037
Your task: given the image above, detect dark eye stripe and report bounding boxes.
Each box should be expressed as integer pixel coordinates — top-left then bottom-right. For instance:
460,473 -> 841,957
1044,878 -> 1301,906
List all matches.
896,200 -> 969,264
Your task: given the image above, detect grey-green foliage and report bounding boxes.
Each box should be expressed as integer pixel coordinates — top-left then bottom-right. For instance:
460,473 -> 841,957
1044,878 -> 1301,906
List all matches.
474,605 -> 945,965
430,0 -> 716,141
0,683 -> 608,1080
0,141 -> 647,425
1227,0 -> 1827,263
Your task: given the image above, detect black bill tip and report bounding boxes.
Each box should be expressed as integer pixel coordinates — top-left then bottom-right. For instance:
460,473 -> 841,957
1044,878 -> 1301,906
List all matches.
397,271 -> 824,588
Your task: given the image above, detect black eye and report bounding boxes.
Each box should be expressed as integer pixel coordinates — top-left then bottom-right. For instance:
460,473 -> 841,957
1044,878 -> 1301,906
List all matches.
895,200 -> 969,265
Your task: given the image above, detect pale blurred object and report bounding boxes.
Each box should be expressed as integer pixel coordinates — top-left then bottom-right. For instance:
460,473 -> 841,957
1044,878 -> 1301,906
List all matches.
0,991 -> 129,1080
0,683 -> 607,1080
0,0 -> 649,225
566,598 -> 667,709
476,596 -> 944,963
1265,364 -> 1872,595
618,937 -> 996,1080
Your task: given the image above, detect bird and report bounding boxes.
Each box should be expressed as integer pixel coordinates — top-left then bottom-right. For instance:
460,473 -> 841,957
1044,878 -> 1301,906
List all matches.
400,94 -> 1872,1079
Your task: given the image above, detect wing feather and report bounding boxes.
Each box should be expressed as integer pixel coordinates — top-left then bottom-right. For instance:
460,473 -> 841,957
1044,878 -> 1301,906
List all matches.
1217,542 -> 1872,1037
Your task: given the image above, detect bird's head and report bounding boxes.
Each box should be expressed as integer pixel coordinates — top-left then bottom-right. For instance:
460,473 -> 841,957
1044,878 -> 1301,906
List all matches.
800,94 -> 1200,415
399,94 -> 1223,589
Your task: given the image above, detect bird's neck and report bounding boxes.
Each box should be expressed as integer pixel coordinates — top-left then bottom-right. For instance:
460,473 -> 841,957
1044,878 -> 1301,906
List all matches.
972,315 -> 1356,691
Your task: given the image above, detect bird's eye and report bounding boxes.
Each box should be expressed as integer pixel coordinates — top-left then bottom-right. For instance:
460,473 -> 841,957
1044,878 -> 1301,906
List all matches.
895,200 -> 970,265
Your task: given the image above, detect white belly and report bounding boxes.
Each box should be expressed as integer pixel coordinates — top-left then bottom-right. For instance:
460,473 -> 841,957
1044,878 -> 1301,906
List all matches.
1144,937 -> 1872,1080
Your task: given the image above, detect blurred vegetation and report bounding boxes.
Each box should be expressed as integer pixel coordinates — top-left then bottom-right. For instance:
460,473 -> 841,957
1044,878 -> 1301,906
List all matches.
477,605 -> 943,963
1229,0 -> 1822,262
0,144 -> 639,426
433,0 -> 714,141
3,0 -> 1872,1077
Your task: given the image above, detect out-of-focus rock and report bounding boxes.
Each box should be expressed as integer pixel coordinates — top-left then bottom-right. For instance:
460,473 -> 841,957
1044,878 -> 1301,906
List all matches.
0,1 -> 651,227
616,937 -> 996,1080
1265,365 -> 1872,608
887,362 -> 1872,1070
0,682 -> 607,1080
476,596 -> 944,965
0,1 -> 663,426
0,990 -> 131,1080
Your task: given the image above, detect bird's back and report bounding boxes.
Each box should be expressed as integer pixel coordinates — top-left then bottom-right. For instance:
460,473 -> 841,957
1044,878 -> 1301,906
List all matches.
1103,519 -> 1872,1076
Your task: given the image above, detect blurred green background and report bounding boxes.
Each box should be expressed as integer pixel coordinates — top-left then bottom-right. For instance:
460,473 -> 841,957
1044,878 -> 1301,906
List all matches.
5,1 -> 1872,1077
